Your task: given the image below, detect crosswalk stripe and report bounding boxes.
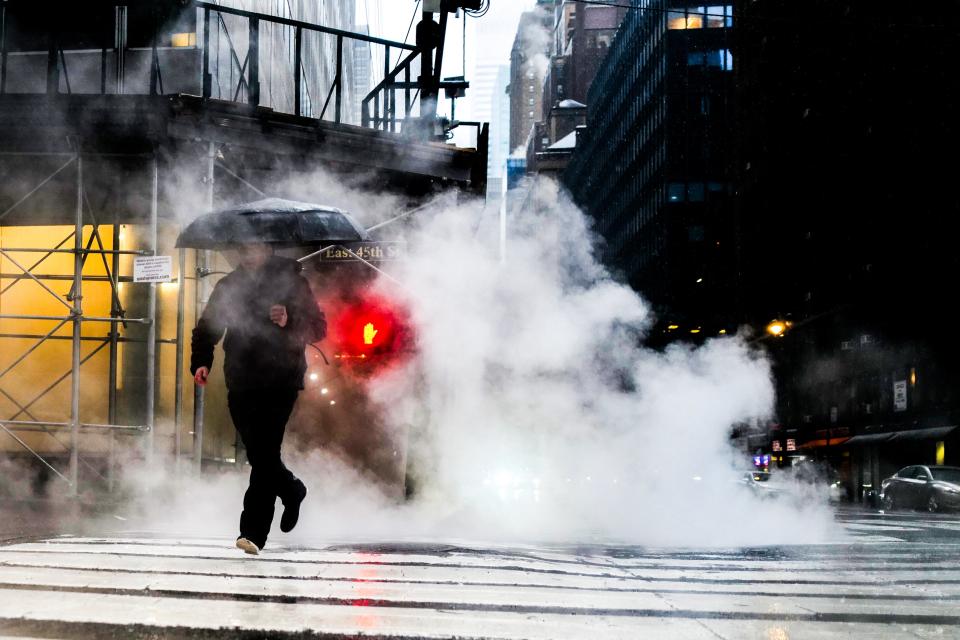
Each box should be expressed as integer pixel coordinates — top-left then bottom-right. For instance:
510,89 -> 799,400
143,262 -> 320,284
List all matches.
0,513 -> 957,639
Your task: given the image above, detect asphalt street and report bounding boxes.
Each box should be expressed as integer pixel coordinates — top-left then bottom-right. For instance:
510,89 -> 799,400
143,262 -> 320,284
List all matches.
0,507 -> 958,639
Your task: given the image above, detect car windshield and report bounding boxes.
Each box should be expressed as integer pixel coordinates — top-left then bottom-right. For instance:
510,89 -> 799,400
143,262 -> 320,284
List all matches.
930,467 -> 960,484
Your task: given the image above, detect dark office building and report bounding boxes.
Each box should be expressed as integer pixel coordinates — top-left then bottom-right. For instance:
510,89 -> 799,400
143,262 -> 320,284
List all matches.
564,1 -> 736,337
735,1 -> 960,499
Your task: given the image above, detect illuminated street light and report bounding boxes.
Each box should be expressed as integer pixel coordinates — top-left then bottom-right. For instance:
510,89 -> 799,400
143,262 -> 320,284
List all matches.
321,387 -> 329,395
309,373 -> 318,382
766,320 -> 792,337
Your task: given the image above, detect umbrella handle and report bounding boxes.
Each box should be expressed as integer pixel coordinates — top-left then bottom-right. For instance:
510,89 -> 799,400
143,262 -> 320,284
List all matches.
308,343 -> 330,366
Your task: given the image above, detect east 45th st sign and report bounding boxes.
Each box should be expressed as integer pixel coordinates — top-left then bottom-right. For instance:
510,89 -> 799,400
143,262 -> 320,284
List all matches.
318,242 -> 405,262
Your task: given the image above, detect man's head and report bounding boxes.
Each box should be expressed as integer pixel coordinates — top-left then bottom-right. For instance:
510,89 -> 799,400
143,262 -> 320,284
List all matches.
237,241 -> 273,271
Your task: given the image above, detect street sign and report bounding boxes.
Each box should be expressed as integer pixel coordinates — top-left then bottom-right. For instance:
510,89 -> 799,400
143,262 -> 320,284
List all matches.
786,438 -> 796,452
317,242 -> 405,262
133,256 -> 173,283
893,380 -> 907,412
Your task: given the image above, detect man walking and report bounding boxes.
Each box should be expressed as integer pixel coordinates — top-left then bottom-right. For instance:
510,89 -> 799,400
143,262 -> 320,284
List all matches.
191,242 -> 326,555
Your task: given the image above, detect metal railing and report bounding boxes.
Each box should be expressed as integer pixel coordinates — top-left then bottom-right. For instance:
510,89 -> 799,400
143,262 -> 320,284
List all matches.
0,2 -> 427,131
195,2 -> 420,128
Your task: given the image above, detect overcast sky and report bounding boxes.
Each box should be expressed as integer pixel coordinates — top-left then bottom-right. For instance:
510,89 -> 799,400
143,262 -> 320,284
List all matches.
356,0 -> 535,123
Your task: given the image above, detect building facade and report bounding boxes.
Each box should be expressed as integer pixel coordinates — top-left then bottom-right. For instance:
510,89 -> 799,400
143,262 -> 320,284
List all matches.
508,2 -> 553,152
541,1 -> 627,121
564,2 -> 736,338
734,0 -> 960,499
563,0 -> 960,502
487,65 -> 512,200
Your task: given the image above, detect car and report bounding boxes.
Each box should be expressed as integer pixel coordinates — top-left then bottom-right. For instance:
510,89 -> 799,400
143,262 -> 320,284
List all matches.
738,470 -> 787,501
775,459 -> 849,503
880,465 -> 960,513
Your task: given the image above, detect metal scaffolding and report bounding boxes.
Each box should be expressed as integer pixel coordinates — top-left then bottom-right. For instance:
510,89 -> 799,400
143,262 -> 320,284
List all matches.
0,148 -> 156,496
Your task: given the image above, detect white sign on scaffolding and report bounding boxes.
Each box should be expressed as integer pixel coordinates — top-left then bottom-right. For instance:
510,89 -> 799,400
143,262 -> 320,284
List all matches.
133,256 -> 173,283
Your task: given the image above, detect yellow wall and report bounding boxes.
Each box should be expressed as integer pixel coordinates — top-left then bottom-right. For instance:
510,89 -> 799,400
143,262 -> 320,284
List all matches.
0,225 -> 114,454
1,223 -> 242,465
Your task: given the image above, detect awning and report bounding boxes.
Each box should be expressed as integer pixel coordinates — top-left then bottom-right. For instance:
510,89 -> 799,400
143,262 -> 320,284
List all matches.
891,425 -> 956,442
799,437 -> 850,449
844,425 -> 956,446
746,433 -> 769,448
843,433 -> 895,445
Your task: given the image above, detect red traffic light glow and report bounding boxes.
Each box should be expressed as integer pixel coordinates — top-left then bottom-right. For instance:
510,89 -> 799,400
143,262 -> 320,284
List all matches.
325,293 -> 414,374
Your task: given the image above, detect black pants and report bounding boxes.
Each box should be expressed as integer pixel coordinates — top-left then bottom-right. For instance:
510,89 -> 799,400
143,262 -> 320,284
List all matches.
227,388 -> 304,548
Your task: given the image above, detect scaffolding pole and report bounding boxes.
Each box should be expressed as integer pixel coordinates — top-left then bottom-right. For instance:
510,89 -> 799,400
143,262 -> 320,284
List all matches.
174,247 -> 185,469
145,154 -> 158,462
194,142 -> 215,471
69,152 -> 82,496
107,218 -> 120,492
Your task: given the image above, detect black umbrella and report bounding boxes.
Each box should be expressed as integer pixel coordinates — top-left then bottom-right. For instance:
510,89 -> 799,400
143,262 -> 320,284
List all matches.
175,198 -> 371,249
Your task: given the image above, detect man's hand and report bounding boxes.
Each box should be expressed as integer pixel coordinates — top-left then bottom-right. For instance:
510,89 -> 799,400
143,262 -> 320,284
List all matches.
270,304 -> 288,327
194,367 -> 210,386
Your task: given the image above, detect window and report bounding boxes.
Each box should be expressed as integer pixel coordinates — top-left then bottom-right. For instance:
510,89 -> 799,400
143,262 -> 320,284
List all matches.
687,49 -> 734,71
722,49 -> 734,70
708,182 -> 726,193
668,6 -> 732,29
667,10 -> 702,29
528,98 -> 535,106
688,183 -> 705,201
667,183 -> 685,202
705,5 -> 733,27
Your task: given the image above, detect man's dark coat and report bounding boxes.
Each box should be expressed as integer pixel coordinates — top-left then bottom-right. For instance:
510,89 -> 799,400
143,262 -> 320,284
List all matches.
190,256 -> 326,391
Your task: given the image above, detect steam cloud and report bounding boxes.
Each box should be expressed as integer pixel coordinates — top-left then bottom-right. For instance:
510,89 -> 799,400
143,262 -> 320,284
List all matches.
521,5 -> 552,84
120,172 -> 839,549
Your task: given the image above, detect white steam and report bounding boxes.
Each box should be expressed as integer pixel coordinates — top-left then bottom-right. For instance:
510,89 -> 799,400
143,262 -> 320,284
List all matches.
520,6 -> 552,84
119,173 -> 837,548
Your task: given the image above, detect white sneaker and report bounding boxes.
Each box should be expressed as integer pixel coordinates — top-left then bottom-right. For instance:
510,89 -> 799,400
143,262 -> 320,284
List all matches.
236,537 -> 260,555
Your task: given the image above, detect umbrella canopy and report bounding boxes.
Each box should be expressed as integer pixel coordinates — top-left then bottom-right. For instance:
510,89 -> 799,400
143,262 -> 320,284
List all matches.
175,198 -> 371,249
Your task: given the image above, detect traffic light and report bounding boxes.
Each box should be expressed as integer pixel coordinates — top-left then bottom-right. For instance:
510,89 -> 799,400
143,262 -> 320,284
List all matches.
327,293 -> 413,374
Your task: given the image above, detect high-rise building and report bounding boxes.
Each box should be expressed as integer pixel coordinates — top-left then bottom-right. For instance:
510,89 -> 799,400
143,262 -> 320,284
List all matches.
522,0 -> 627,177
564,2 -> 736,335
509,2 -> 553,152
487,65 -> 512,199
541,1 -> 627,119
733,0 -> 960,496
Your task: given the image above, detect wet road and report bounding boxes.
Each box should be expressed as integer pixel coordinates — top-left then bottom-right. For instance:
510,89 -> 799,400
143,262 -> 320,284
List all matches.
0,508 -> 959,639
